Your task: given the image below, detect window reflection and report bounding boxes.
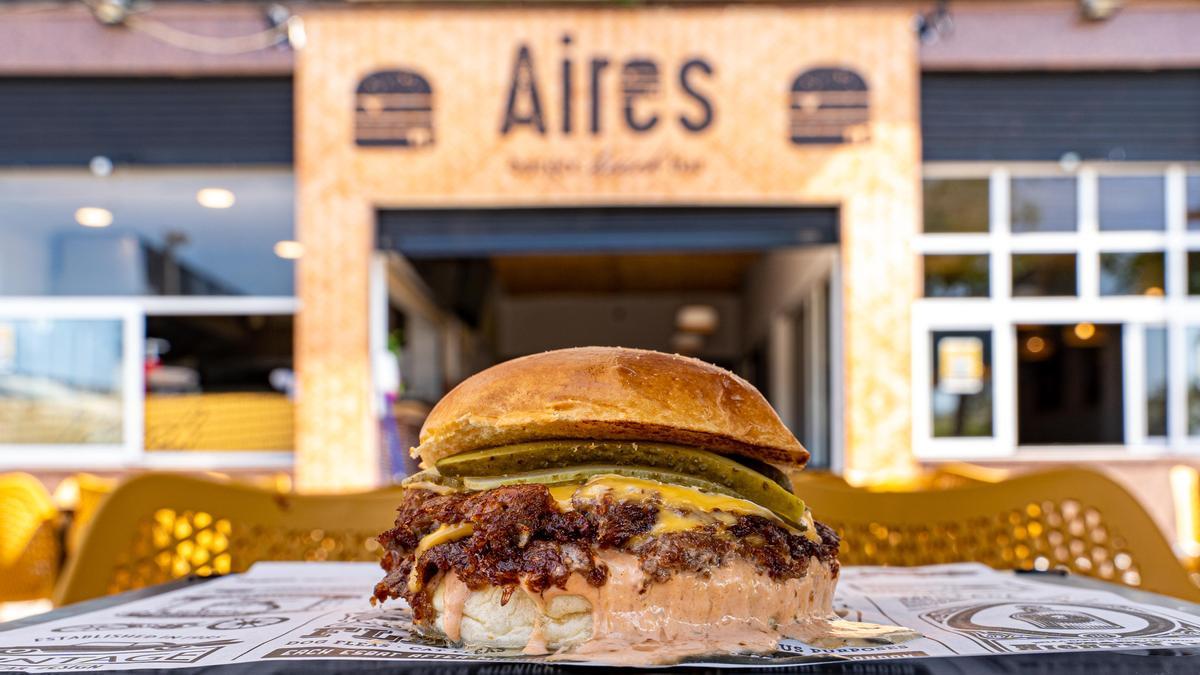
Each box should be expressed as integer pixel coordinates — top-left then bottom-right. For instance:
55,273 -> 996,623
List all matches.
1012,253 -> 1077,297
1011,177 -> 1076,233
0,169 -> 294,296
932,330 -> 993,437
1187,175 -> 1200,231
1146,327 -> 1167,438
1098,176 -> 1165,231
145,315 -> 294,451
923,179 -> 989,234
924,254 -> 989,297
0,318 -> 124,444
1099,252 -> 1165,296
1190,251 -> 1200,296
1191,328 -> 1200,437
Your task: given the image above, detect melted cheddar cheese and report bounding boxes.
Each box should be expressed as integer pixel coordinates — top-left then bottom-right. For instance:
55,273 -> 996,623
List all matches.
408,522 -> 474,591
409,475 -> 819,594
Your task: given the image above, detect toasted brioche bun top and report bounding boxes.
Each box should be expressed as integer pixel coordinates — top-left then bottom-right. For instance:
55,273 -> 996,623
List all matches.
412,346 -> 809,468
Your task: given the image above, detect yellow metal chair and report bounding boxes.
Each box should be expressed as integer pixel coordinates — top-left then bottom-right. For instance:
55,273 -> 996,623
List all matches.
0,473 -> 61,601
54,473 -> 403,606
926,462 -> 1010,490
803,467 -> 1200,602
56,472 -> 119,556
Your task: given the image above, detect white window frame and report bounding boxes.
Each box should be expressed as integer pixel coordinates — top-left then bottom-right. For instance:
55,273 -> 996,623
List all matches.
0,299 -> 142,468
915,161 -> 1200,461
0,296 -> 298,471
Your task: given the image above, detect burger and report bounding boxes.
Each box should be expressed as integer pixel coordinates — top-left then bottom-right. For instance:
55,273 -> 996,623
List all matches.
373,346 -> 909,663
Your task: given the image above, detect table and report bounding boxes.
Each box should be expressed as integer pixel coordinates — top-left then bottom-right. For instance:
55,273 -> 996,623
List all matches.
4,568 -> 1200,674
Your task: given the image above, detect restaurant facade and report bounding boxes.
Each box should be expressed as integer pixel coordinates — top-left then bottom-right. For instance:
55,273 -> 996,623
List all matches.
1,1 -> 1199,533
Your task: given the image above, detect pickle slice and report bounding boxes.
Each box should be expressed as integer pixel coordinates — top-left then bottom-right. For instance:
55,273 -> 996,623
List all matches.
436,441 -> 807,529
400,469 -> 463,492
460,465 -> 733,497
461,465 -> 807,530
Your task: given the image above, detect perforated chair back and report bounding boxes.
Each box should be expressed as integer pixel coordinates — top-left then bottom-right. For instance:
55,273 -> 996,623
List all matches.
802,467 -> 1200,602
54,473 -> 403,606
0,473 -> 61,601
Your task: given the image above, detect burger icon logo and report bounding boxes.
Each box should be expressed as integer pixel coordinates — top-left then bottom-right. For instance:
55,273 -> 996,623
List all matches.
788,67 -> 869,145
355,69 -> 435,148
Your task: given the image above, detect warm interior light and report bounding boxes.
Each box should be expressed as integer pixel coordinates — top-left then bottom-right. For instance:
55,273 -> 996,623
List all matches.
1073,322 -> 1096,341
675,304 -> 719,334
197,188 -> 236,209
74,207 -> 113,228
1025,336 -> 1045,354
274,240 -> 304,259
1145,286 -> 1164,297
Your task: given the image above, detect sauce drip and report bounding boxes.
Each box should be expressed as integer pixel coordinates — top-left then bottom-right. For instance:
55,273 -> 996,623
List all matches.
430,551 -> 917,665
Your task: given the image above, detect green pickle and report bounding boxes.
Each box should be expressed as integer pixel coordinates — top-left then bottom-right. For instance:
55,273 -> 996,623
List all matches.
435,440 -> 808,529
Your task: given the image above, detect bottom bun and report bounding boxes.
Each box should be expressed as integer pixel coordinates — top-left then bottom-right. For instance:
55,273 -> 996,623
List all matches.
426,549 -> 838,661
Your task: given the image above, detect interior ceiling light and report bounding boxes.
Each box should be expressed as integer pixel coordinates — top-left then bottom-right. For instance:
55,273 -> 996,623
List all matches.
1025,336 -> 1045,354
1080,0 -> 1123,22
88,155 -> 114,177
197,188 -> 236,209
675,304 -> 720,335
74,207 -> 113,228
274,240 -> 304,260
1073,322 -> 1096,341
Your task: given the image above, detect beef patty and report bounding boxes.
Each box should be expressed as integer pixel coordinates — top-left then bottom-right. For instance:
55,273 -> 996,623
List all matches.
373,484 -> 839,622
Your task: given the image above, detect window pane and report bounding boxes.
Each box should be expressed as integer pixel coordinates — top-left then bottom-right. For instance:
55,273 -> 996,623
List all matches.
1191,328 -> 1200,436
932,330 -> 993,437
0,169 -> 294,296
0,318 -> 124,444
1017,324 -> 1123,445
1190,252 -> 1200,296
1011,177 -> 1076,233
1187,175 -> 1200,231
923,178 -> 989,233
1099,252 -> 1165,296
1012,253 -> 1077,297
1098,175 -> 1165,231
145,314 -> 294,451
924,254 -> 989,297
1146,327 -> 1168,438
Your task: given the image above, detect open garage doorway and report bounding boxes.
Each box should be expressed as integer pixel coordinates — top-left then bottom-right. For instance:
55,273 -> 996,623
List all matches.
372,207 -> 841,474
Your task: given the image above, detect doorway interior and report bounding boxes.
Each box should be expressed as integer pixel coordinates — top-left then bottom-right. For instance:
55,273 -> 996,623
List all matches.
372,206 -> 842,471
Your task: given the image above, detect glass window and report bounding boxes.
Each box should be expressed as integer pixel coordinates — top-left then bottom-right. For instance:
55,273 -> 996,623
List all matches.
1190,252 -> 1200,296
1099,252 -> 1165,296
0,169 -> 294,296
932,330 -> 993,437
0,318 -> 124,444
1011,177 -> 1076,233
1187,174 -> 1200,231
1191,328 -> 1200,437
1146,327 -> 1168,438
1017,324 -> 1124,445
1098,175 -> 1165,231
923,254 -> 989,298
1012,253 -> 1077,297
145,314 -> 294,451
923,178 -> 989,233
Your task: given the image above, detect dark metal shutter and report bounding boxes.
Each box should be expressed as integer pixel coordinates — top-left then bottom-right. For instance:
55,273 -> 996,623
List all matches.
0,77 -> 293,166
377,207 -> 839,258
921,71 -> 1200,162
